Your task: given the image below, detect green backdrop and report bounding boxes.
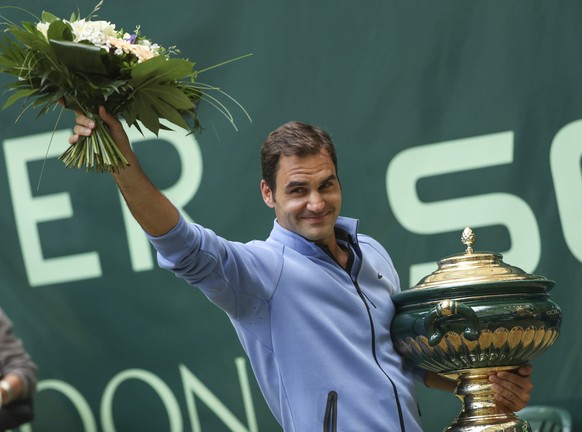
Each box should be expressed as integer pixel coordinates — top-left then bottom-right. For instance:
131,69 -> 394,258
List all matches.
1,0 -> 580,430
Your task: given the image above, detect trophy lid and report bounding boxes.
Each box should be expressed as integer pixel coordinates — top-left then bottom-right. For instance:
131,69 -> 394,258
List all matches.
409,227 -> 553,291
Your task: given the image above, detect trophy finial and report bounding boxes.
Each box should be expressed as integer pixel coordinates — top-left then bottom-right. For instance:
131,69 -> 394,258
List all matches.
461,227 -> 476,254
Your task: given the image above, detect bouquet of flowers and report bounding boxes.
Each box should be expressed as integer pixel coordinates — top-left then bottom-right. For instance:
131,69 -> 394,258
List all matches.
0,2 -> 249,172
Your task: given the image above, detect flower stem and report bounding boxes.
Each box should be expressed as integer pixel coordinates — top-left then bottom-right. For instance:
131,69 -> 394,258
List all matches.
58,117 -> 129,173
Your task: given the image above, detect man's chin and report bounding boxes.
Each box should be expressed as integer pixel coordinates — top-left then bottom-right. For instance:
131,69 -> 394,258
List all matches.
296,217 -> 337,243
301,229 -> 332,244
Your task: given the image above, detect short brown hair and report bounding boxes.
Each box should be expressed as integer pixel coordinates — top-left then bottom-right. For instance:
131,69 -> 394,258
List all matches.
261,121 -> 338,192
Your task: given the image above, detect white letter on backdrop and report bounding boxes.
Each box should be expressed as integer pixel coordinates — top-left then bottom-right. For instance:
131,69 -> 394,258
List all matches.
3,131 -> 102,286
550,119 -> 582,263
19,379 -> 98,432
119,128 -> 202,272
386,131 -> 540,286
101,369 -> 183,432
180,357 -> 258,432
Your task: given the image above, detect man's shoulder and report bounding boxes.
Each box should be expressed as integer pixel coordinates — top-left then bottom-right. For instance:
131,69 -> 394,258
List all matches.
357,233 -> 387,251
247,238 -> 283,251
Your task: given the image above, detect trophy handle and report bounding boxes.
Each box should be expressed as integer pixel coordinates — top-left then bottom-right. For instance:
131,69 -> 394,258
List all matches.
425,299 -> 480,346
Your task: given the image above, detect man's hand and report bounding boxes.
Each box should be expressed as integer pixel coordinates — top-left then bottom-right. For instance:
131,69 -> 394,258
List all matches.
69,106 -> 133,161
489,364 -> 533,412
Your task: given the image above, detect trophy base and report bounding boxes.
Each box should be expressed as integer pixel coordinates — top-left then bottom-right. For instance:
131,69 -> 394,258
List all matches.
444,415 -> 530,432
441,367 -> 532,432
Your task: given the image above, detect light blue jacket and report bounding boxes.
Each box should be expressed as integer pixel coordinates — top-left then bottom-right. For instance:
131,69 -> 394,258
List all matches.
148,214 -> 423,431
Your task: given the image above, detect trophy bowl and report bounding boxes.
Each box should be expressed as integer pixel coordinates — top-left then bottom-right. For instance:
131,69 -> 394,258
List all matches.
391,228 -> 562,432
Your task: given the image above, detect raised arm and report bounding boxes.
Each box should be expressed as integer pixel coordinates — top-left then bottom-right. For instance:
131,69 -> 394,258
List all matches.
70,106 -> 179,236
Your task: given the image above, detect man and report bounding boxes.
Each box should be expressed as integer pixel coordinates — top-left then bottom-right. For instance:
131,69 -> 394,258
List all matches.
70,107 -> 533,431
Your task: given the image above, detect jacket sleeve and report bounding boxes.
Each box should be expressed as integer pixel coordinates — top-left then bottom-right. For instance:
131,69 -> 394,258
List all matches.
146,214 -> 284,316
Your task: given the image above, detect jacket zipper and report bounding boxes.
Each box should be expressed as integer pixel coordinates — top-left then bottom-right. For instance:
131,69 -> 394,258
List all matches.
353,279 -> 406,432
321,243 -> 406,431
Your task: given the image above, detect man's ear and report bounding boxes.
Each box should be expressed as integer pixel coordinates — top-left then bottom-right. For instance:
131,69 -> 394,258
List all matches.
260,179 -> 275,208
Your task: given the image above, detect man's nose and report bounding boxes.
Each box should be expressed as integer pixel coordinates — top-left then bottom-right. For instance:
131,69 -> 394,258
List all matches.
306,192 -> 325,212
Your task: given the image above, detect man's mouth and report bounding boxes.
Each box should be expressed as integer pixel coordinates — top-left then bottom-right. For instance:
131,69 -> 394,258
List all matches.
302,211 -> 330,222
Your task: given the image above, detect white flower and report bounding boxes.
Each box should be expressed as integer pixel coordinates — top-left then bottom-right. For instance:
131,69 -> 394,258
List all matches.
36,17 -> 162,62
36,22 -> 50,39
67,19 -> 118,50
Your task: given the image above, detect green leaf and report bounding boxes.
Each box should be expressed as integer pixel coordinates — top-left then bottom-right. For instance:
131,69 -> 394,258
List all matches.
130,57 -> 194,87
121,105 -> 137,127
131,92 -> 161,135
125,82 -> 195,132
31,92 -> 58,108
150,84 -> 194,110
8,26 -> 52,54
0,41 -> 23,69
41,11 -> 61,24
47,20 -> 73,42
2,88 -> 37,109
151,98 -> 189,130
122,56 -> 199,134
49,39 -> 109,76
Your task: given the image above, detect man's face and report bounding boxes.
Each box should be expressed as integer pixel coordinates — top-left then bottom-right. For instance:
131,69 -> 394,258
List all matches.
260,150 -> 341,248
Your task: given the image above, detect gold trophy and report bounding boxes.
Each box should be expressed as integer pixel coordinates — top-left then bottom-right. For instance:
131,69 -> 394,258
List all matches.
391,228 -> 561,431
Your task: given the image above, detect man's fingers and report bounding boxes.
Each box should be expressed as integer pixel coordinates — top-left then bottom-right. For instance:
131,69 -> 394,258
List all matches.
495,371 -> 533,390
489,366 -> 534,412
69,116 -> 96,145
75,114 -> 96,129
491,380 -> 530,402
493,390 -> 523,412
516,364 -> 533,377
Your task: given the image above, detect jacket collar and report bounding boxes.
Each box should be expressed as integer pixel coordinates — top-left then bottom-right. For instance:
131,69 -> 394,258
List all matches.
267,216 -> 360,257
